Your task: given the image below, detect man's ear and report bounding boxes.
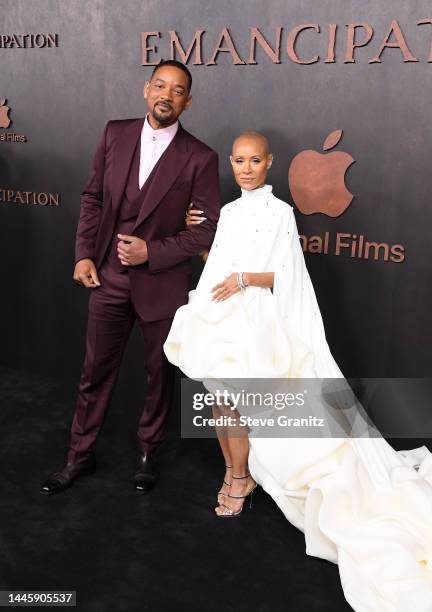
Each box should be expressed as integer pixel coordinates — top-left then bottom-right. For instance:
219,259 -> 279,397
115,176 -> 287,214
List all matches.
185,94 -> 193,110
143,81 -> 150,100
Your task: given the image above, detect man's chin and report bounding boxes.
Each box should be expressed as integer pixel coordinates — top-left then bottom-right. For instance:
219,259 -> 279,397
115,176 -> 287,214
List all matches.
151,109 -> 175,125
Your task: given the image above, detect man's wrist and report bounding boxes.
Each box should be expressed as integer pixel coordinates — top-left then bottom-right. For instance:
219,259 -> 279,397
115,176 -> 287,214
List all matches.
243,272 -> 251,287
139,239 -> 148,262
75,254 -> 94,265
75,257 -> 94,267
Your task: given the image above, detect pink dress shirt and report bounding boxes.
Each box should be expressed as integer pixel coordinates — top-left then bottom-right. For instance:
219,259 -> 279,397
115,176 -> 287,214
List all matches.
139,114 -> 179,189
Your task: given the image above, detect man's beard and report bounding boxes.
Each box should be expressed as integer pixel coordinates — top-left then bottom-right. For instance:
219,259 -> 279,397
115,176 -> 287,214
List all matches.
151,105 -> 174,125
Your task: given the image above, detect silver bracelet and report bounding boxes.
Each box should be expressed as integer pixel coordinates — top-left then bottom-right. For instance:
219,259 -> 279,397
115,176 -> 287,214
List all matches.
237,272 -> 247,290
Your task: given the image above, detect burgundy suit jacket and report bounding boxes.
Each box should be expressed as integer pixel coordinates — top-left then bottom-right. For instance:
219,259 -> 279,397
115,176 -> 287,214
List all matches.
75,118 -> 220,321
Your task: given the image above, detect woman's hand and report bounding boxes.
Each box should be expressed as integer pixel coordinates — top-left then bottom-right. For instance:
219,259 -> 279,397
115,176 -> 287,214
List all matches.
185,203 -> 209,261
211,273 -> 242,302
185,202 -> 207,226
211,272 -> 274,301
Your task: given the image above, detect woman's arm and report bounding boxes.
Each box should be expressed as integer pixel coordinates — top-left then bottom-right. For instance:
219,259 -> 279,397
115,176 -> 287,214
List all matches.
211,271 -> 274,301
186,204 -> 209,261
243,272 -> 274,289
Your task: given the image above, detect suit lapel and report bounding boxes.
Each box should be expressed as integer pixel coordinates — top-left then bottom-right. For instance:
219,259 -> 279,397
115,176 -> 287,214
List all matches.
110,118 -> 144,219
133,124 -> 192,230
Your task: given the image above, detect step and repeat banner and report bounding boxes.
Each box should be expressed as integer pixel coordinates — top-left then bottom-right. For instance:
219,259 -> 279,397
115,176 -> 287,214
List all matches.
1,1 -> 431,386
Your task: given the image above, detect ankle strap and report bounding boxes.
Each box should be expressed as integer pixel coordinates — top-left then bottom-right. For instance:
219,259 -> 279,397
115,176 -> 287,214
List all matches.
232,473 -> 250,480
225,465 -> 233,469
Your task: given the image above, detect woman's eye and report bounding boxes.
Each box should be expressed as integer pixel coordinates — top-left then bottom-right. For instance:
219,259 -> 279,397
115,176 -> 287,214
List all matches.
253,159 -> 261,164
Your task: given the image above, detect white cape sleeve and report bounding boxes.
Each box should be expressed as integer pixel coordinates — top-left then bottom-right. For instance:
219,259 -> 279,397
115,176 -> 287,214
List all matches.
270,206 -> 341,378
269,206 -> 403,487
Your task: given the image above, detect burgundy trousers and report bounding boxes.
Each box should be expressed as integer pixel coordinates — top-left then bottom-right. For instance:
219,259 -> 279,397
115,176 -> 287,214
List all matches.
67,264 -> 175,464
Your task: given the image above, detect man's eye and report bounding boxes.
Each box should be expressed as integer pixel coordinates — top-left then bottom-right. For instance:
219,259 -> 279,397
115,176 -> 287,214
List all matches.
174,90 -> 183,95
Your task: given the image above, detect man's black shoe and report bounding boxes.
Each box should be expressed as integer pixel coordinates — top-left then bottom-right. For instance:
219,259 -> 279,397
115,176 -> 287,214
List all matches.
40,455 -> 97,496
134,453 -> 156,494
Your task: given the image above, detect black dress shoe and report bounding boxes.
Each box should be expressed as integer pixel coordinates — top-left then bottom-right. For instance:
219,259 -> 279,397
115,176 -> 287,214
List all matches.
40,455 -> 97,496
134,453 -> 156,494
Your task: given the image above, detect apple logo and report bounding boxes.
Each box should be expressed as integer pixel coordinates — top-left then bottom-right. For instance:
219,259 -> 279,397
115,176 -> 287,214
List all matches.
288,130 -> 355,217
0,98 -> 11,129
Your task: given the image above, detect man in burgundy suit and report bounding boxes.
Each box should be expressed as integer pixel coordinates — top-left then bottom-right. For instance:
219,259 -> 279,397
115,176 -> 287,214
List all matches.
41,60 -> 220,495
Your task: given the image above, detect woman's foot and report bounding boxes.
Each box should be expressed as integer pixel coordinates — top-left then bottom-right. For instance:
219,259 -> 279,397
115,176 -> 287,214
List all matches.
217,465 -> 232,505
215,474 -> 257,516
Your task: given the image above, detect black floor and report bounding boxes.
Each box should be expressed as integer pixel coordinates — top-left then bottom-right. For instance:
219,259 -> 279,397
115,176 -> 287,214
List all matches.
0,365 -> 355,612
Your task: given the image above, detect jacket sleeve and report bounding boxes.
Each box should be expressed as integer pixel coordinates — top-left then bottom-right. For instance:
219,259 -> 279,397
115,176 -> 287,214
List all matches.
146,150 -> 220,274
74,121 -> 111,264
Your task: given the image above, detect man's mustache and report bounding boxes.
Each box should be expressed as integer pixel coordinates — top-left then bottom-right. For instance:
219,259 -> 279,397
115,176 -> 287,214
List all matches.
155,101 -> 173,110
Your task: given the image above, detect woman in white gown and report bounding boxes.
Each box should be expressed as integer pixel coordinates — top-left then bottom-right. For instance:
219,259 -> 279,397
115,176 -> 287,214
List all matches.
163,131 -> 432,612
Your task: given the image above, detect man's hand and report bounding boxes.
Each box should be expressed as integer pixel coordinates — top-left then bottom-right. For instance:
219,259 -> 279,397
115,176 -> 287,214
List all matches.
117,234 -> 148,266
73,258 -> 101,288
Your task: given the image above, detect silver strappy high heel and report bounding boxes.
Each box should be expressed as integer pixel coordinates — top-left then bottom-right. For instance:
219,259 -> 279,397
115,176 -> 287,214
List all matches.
217,473 -> 257,518
217,464 -> 232,504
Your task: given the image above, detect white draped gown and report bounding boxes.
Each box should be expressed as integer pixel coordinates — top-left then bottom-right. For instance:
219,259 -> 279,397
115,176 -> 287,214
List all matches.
164,185 -> 432,612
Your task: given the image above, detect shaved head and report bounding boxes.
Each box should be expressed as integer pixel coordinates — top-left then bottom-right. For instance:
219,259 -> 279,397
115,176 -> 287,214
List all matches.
232,131 -> 269,155
230,131 -> 273,191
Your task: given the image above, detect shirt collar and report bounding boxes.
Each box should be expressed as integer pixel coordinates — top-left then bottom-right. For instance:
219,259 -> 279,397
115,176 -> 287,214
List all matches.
241,184 -> 273,197
141,113 -> 179,142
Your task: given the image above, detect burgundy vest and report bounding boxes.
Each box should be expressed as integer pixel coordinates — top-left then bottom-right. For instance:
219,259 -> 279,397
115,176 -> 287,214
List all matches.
103,138 -> 161,273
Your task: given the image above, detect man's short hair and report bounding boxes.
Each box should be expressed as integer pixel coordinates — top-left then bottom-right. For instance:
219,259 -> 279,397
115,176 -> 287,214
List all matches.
150,60 -> 192,93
